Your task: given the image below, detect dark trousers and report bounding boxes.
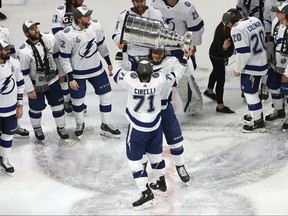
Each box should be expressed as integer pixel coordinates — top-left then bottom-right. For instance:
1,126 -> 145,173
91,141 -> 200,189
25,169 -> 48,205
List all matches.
0,0 -> 2,8
207,56 -> 226,104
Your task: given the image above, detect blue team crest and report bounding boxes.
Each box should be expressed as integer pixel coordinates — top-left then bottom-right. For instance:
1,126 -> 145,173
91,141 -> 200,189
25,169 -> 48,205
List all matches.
184,1 -> 191,7
19,44 -> 25,49
152,73 -> 159,78
63,28 -> 70,33
78,38 -> 98,59
0,74 -> 15,95
130,72 -> 138,79
57,5 -> 64,10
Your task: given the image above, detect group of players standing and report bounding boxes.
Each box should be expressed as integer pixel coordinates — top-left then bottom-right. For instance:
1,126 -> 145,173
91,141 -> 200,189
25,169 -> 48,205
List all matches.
1,0 -> 288,211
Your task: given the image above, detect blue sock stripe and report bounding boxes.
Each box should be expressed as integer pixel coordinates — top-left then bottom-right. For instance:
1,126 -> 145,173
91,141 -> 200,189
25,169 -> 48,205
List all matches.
100,104 -> 112,112
170,146 -> 184,156
248,102 -> 262,111
151,160 -> 165,170
0,139 -> 12,148
29,110 -> 42,119
133,170 -> 148,179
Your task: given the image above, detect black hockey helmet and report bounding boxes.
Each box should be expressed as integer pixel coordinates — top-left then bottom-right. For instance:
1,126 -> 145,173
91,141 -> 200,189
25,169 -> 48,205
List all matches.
137,58 -> 153,80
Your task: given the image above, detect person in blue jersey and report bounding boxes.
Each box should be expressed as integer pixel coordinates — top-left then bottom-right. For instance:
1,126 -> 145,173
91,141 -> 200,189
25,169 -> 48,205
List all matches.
231,15 -> 268,132
151,0 -> 204,115
0,39 -> 25,173
59,6 -> 121,138
113,52 -> 187,210
204,9 -> 242,114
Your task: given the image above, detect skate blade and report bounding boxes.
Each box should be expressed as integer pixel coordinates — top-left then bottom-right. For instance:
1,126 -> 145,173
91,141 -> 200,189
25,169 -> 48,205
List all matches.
13,134 -> 30,139
100,131 -> 121,139
243,128 -> 266,133
134,199 -> 157,211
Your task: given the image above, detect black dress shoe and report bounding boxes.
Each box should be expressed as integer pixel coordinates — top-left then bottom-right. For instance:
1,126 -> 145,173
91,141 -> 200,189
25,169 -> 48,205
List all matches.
216,106 -> 235,114
204,90 -> 217,101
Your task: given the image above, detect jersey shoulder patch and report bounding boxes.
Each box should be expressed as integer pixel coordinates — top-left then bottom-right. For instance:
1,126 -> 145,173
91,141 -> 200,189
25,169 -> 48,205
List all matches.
152,72 -> 160,78
130,72 -> 138,79
63,28 -> 70,33
57,5 -> 65,10
184,1 -> 191,7
19,44 -> 25,49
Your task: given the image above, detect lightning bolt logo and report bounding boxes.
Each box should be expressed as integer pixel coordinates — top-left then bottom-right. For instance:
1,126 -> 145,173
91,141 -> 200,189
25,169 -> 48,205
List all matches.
79,38 -> 98,59
0,74 -> 15,95
165,18 -> 175,31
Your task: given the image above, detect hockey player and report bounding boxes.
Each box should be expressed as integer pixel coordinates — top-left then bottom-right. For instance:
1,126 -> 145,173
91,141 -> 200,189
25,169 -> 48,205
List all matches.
122,46 -> 192,183
230,15 -> 268,132
114,53 -> 187,209
0,39 -> 25,173
59,6 -> 121,138
151,0 -> 204,114
18,20 -> 69,141
236,0 -> 269,101
265,3 -> 288,131
236,0 -> 265,22
149,47 -> 192,183
51,0 -> 87,114
0,25 -> 29,139
278,4 -> 288,131
112,0 -> 166,71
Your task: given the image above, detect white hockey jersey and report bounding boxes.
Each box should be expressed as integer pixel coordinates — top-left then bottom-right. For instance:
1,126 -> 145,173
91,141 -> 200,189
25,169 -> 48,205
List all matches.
18,32 -> 59,93
152,56 -> 191,109
112,6 -> 165,57
114,58 -> 176,132
236,0 -> 264,19
151,0 -> 204,49
0,57 -> 24,117
264,0 -> 288,33
231,17 -> 268,75
270,17 -> 288,73
51,3 -> 74,35
59,20 -> 109,80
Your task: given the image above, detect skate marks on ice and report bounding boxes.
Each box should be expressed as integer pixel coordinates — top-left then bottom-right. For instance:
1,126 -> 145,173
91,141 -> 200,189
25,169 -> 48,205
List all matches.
30,121 -> 288,215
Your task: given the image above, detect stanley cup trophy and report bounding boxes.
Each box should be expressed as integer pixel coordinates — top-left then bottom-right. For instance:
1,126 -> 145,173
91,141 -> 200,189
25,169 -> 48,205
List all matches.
120,12 -> 192,51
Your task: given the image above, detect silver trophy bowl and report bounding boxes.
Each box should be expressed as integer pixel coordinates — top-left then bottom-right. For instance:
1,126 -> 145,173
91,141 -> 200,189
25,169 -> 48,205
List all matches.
120,12 -> 192,51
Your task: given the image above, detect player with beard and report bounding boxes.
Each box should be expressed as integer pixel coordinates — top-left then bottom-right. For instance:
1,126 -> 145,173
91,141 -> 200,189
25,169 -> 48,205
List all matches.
52,0 -> 87,114
0,39 -> 25,173
18,20 -> 69,141
112,0 -> 166,71
59,6 -> 121,139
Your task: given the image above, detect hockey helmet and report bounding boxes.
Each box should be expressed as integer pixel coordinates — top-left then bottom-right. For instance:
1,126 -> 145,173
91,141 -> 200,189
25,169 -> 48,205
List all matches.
137,59 -> 153,79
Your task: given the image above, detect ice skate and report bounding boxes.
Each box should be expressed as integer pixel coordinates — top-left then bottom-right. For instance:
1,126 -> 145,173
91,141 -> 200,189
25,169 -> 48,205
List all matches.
0,156 -> 14,174
243,115 -> 252,124
33,126 -> 45,141
265,108 -> 286,121
176,165 -> 190,184
100,123 -> 121,139
14,125 -> 30,139
57,127 -> 69,139
149,176 -> 167,196
133,184 -> 157,210
75,123 -> 85,139
84,104 -> 87,114
243,118 -> 266,133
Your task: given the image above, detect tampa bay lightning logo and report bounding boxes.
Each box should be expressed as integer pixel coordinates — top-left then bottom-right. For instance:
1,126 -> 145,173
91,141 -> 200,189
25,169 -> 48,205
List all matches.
164,17 -> 175,31
78,38 -> 98,59
0,74 -> 15,95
